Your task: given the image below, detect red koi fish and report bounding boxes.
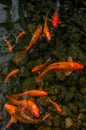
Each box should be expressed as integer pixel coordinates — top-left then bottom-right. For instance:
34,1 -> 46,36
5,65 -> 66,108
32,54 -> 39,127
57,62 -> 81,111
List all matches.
36,56 -> 84,81
6,96 -> 40,117
4,103 -> 50,128
51,0 -> 60,27
4,69 -> 20,83
11,90 -> 48,98
48,98 -> 62,113
24,25 -> 42,53
3,37 -> 12,52
16,31 -> 26,42
32,58 -> 51,73
52,8 -> 60,28
43,12 -> 51,41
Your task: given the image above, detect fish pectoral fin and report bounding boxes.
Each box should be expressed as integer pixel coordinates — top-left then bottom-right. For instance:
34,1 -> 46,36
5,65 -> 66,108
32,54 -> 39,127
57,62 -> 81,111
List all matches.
65,70 -> 72,76
55,71 -> 65,81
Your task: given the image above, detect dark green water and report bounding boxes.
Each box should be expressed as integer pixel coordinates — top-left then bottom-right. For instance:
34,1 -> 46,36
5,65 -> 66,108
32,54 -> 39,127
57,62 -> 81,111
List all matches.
0,0 -> 86,130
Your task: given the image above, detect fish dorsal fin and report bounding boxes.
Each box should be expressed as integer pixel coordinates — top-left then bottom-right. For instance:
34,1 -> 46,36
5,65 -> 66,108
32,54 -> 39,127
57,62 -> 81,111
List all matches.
68,56 -> 73,62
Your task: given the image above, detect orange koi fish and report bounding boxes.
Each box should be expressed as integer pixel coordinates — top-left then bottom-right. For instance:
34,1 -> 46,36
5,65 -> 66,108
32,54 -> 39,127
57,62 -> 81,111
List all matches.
24,25 -> 42,53
16,31 -> 26,42
52,0 -> 60,27
48,98 -> 62,113
4,103 -> 50,128
11,90 -> 48,98
36,56 -> 84,81
6,96 -> 40,117
5,68 -> 20,83
43,12 -> 51,41
32,58 -> 51,73
3,37 -> 12,52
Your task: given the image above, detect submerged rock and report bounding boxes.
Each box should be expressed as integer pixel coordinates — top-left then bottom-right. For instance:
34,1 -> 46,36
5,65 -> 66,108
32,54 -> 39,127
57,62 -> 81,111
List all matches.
65,117 -> 73,128
12,51 -> 28,66
21,77 -> 36,90
0,3 -> 7,23
11,0 -> 20,22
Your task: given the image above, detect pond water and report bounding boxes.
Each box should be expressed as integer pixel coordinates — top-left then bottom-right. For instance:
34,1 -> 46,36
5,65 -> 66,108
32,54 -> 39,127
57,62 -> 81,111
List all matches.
0,0 -> 86,130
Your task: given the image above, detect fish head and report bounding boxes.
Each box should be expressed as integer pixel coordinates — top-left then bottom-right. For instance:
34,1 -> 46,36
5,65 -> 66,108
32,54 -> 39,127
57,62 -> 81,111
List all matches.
46,32 -> 51,41
8,46 -> 12,52
32,67 -> 37,72
73,62 -> 84,70
4,104 -> 16,114
52,17 -> 59,27
76,64 -> 84,69
31,107 -> 40,117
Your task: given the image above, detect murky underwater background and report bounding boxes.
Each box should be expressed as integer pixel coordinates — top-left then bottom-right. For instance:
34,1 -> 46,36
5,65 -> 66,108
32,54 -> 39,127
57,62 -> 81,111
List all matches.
0,0 -> 86,130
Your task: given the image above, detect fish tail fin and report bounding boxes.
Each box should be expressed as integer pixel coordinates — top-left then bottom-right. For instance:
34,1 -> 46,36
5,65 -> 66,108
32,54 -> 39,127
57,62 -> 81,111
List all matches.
6,96 -> 19,105
36,66 -> 50,82
45,11 -> 49,24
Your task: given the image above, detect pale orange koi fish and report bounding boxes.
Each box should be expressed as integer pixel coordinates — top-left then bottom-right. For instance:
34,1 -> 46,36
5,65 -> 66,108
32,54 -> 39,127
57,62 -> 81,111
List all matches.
24,25 -> 42,53
48,98 -> 62,113
16,31 -> 26,42
6,96 -> 40,117
3,37 -> 12,52
32,58 -> 51,73
43,12 -> 51,41
4,103 -> 50,128
4,69 -> 20,83
36,56 -> 84,81
11,90 -> 48,98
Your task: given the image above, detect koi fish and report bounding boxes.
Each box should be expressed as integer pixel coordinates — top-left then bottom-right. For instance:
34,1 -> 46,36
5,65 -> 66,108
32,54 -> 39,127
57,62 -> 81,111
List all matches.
4,103 -> 50,128
16,31 -> 26,42
24,25 -> 42,53
4,68 -> 20,83
43,12 -> 51,41
36,56 -> 84,81
32,58 -> 51,73
52,9 -> 59,27
6,96 -> 40,117
11,90 -> 48,98
51,0 -> 60,27
3,37 -> 12,52
47,98 -> 62,113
